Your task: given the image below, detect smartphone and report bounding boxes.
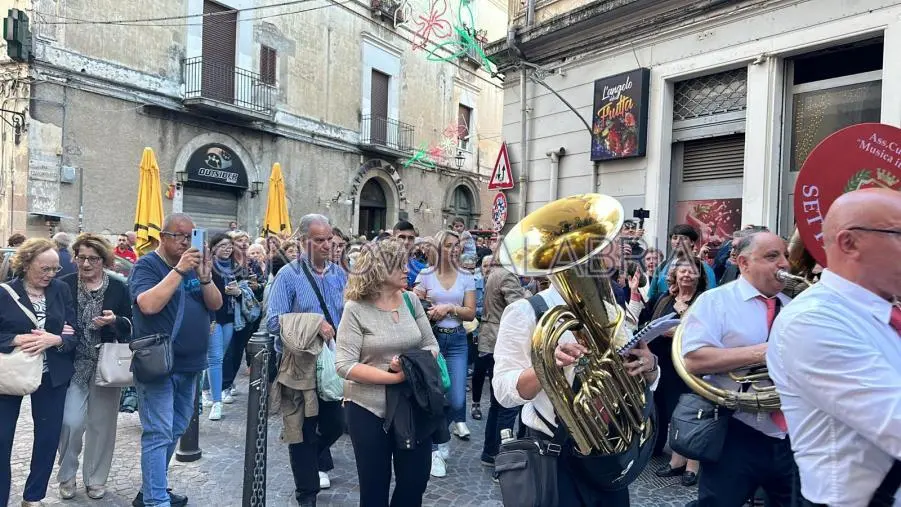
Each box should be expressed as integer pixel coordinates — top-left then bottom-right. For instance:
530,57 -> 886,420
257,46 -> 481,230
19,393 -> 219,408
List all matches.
191,228 -> 207,252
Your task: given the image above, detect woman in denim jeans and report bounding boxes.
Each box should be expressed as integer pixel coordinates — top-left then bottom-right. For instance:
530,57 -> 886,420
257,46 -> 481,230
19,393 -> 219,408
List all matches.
413,230 -> 476,478
202,233 -> 241,421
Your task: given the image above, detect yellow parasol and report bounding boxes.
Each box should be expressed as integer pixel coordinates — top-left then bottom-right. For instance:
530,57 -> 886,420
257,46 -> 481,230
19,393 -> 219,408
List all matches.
133,147 -> 165,257
262,162 -> 291,237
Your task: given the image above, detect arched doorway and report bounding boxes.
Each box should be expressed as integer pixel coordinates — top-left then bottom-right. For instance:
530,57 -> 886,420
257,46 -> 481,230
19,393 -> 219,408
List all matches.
447,185 -> 475,227
359,179 -> 387,239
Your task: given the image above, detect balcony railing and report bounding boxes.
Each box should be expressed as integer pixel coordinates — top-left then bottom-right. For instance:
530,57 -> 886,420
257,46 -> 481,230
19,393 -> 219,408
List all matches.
371,0 -> 405,23
183,57 -> 275,116
359,115 -> 415,155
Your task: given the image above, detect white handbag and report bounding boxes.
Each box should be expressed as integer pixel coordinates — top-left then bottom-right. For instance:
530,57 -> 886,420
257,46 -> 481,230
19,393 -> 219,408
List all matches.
0,283 -> 45,396
94,342 -> 134,387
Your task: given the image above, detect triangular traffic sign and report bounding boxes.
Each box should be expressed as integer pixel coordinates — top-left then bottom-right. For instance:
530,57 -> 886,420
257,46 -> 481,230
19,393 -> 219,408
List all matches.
488,142 -> 514,190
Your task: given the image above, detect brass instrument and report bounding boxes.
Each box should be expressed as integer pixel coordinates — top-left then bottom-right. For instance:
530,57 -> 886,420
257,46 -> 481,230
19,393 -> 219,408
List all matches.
499,193 -> 653,455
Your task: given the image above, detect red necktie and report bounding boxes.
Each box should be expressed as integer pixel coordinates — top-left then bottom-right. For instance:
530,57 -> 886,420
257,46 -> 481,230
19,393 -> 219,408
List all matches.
891,306 -> 901,336
757,295 -> 788,432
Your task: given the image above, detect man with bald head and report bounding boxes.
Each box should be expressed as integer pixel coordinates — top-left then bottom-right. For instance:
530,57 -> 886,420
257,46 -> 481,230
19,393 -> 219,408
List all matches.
768,188 -> 901,507
680,230 -> 796,506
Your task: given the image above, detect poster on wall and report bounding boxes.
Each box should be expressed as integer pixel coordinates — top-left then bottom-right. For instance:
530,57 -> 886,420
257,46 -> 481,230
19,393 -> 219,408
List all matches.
590,68 -> 650,161
673,198 -> 742,259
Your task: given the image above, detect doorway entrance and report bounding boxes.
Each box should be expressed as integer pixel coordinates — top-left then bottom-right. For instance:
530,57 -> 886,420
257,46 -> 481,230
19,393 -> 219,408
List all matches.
358,179 -> 387,239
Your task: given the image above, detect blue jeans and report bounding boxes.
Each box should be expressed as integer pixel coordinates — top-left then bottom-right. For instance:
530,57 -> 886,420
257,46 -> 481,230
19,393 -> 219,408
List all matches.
204,323 -> 234,402
437,327 -> 468,424
135,373 -> 198,507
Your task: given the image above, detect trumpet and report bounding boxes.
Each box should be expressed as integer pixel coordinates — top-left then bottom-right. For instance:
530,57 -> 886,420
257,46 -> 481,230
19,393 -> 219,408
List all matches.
776,269 -> 811,284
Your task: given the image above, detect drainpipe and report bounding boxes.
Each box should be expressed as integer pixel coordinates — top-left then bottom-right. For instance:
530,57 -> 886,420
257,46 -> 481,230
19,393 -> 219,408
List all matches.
546,147 -> 565,201
525,0 -> 535,26
519,69 -> 529,220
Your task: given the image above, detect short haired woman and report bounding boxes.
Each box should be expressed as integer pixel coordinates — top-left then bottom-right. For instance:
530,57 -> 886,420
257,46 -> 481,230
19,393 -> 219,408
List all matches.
335,238 -> 439,507
57,233 -> 132,500
651,256 -> 708,487
0,238 -> 78,507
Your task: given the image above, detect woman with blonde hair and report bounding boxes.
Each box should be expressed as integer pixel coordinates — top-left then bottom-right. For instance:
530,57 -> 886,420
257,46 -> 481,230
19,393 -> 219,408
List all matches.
336,238 -> 439,506
0,238 -> 78,507
57,233 -> 132,500
413,229 -> 476,477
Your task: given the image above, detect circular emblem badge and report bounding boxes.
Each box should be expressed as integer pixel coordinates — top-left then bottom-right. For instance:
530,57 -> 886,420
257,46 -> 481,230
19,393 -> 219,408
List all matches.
492,192 -> 508,232
794,123 -> 901,267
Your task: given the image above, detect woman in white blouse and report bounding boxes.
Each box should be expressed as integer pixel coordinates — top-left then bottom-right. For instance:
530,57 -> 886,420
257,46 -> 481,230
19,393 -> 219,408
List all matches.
413,230 -> 476,478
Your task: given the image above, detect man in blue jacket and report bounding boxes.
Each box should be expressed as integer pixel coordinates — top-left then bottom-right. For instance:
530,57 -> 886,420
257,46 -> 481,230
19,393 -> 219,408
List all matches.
129,213 -> 222,507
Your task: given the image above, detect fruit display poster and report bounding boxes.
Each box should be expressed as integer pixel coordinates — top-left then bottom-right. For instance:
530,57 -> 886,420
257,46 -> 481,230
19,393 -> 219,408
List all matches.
590,68 -> 650,161
674,198 -> 743,252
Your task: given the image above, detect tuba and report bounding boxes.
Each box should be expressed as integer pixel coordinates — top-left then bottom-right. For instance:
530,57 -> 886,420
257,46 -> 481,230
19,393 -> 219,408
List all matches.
498,194 -> 653,456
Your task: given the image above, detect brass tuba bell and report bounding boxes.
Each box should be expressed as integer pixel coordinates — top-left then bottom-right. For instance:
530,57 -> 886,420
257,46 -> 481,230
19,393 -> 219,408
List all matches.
498,194 -> 653,456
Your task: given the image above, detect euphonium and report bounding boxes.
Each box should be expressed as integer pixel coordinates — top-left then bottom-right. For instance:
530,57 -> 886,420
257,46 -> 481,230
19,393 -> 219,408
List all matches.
499,194 -> 653,456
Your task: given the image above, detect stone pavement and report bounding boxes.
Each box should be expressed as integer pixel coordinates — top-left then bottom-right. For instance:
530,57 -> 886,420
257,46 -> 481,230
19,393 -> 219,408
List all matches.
9,374 -> 698,507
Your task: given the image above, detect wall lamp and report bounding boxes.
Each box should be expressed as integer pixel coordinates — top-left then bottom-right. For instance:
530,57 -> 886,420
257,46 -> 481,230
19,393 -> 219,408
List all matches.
319,191 -> 344,207
249,180 -> 263,198
414,201 -> 432,213
175,170 -> 188,187
454,151 -> 466,170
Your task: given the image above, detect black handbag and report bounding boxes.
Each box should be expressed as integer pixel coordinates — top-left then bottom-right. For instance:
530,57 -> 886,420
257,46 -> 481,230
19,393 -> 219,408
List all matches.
494,411 -> 565,507
669,392 -> 732,462
129,282 -> 185,384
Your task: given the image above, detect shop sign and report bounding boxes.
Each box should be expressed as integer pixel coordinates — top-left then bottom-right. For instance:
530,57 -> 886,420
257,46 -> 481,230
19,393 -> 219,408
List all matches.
590,68 -> 650,161
794,122 -> 901,267
186,144 -> 248,189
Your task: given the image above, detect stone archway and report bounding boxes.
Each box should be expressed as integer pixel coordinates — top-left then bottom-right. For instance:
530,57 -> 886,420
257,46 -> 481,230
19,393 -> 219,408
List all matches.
349,159 -> 405,237
442,177 -> 481,228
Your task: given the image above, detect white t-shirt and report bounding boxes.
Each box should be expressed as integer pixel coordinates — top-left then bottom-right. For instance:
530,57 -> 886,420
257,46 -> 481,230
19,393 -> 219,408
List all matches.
415,269 -> 476,329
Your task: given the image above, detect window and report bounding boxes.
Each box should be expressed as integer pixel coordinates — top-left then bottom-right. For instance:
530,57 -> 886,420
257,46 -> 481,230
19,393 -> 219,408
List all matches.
260,45 -> 277,86
458,104 -> 472,151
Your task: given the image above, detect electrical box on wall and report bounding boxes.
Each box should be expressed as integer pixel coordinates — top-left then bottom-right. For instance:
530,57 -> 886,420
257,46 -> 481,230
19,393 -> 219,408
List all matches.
60,166 -> 77,184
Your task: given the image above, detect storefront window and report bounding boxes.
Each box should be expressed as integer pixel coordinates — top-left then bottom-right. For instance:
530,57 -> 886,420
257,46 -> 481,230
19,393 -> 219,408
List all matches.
789,80 -> 882,172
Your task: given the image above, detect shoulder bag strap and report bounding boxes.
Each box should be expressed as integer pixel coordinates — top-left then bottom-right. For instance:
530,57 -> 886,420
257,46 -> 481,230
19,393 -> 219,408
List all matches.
0,282 -> 39,328
171,282 -> 186,341
300,261 -> 336,328
527,294 -> 549,320
526,293 -> 570,449
402,291 -> 416,317
870,459 -> 901,506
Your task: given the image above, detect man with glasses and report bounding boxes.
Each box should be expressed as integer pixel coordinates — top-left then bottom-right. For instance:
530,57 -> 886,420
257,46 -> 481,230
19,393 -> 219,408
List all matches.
769,188 -> 901,507
128,213 -> 222,507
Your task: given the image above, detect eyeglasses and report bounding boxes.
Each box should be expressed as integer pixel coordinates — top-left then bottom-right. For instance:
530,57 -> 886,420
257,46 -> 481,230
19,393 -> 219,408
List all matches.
847,227 -> 901,237
161,232 -> 191,242
37,265 -> 63,275
76,255 -> 103,264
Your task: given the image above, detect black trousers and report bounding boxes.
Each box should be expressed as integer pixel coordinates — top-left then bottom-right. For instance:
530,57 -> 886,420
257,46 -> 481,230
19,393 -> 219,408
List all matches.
0,374 -> 69,505
346,402 -> 431,507
523,428 -> 630,507
471,353 -> 492,404
222,317 -> 260,391
287,399 -> 346,501
698,418 -> 796,507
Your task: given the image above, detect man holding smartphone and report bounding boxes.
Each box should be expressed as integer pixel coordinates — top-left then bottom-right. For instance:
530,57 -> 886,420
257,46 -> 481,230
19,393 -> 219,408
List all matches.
129,213 -> 222,507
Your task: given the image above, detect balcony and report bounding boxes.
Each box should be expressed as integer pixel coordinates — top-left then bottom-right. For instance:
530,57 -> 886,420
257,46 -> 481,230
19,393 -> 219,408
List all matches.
359,115 -> 415,157
183,57 -> 276,120
371,0 -> 405,24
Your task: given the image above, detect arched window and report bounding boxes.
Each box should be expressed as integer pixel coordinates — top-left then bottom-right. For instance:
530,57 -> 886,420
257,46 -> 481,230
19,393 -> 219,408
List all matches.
447,185 -> 474,227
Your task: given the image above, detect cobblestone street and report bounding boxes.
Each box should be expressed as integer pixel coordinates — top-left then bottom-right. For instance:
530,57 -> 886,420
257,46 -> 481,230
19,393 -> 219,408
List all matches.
9,374 -> 697,506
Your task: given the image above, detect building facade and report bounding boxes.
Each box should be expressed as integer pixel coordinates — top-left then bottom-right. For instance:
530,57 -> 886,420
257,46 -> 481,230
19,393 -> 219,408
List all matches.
0,0 -> 508,240
487,0 -> 901,248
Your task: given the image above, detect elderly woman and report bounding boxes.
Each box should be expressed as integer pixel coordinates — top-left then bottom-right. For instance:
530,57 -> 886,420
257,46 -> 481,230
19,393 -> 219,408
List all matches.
56,234 -> 132,500
336,238 -> 439,507
650,255 -> 708,486
413,230 -> 476,478
0,238 -> 78,507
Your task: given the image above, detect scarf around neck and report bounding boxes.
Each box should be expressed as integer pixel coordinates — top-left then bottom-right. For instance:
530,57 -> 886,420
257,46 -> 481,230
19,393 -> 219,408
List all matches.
73,272 -> 110,387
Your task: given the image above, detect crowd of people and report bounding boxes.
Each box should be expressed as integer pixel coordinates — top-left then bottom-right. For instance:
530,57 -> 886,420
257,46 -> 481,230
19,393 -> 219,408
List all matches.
0,187 -> 898,507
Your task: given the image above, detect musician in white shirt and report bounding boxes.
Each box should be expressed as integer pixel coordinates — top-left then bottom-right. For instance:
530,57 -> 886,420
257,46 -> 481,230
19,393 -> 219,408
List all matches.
680,231 -> 796,507
767,188 -> 901,507
493,239 -> 661,506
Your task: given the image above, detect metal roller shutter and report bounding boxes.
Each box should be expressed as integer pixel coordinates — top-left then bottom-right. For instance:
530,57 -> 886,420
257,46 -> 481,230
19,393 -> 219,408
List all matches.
682,134 -> 745,182
182,187 -> 238,232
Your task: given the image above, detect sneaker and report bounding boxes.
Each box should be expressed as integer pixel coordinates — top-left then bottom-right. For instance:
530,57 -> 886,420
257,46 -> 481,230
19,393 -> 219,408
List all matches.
59,478 -> 76,500
201,390 -> 213,407
230,384 -> 240,395
430,451 -> 447,477
209,402 -> 222,421
222,389 -> 235,405
451,422 -> 471,440
437,442 -> 450,460
319,471 -> 331,489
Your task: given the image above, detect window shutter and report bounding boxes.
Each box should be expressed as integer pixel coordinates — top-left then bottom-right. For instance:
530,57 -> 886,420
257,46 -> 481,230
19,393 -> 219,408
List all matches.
202,1 -> 237,102
682,134 -> 745,182
458,104 -> 472,150
260,45 -> 276,85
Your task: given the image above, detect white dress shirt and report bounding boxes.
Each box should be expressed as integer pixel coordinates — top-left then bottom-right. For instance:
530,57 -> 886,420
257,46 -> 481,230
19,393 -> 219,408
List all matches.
492,287 -> 659,437
680,276 -> 791,439
767,270 -> 901,507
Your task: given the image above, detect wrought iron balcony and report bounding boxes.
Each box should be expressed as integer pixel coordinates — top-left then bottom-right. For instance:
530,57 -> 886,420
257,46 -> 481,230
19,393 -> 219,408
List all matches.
183,57 -> 275,119
359,115 -> 415,156
371,0 -> 405,23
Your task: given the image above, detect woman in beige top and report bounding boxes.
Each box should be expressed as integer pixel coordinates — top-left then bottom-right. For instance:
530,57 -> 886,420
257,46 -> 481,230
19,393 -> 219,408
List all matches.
335,238 -> 439,507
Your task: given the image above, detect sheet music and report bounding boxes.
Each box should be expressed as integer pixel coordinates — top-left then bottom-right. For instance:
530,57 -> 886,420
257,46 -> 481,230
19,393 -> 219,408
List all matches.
617,312 -> 681,356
